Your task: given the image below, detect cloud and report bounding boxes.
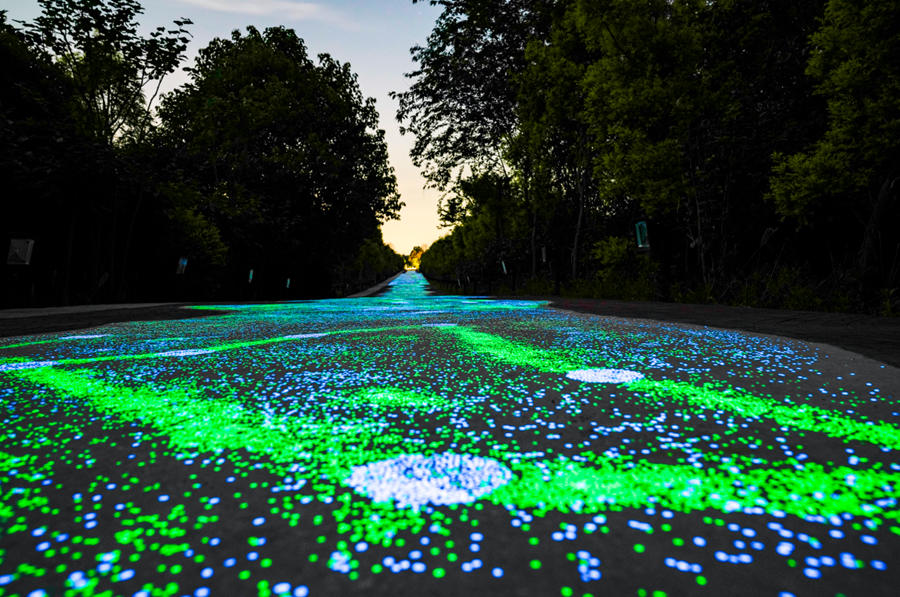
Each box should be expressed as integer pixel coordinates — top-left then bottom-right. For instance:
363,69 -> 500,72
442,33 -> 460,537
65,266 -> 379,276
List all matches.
178,0 -> 356,28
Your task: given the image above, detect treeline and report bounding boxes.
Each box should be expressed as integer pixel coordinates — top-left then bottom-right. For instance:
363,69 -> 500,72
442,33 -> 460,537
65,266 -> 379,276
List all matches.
1,0 -> 403,307
403,0 -> 899,314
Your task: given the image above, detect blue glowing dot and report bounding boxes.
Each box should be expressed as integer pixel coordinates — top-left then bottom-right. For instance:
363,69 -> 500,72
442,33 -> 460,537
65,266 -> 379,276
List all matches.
117,569 -> 135,581
195,588 -> 210,597
293,587 -> 309,597
803,568 -> 821,579
0,575 -> 13,586
224,558 -> 236,567
492,567 -> 504,578
872,560 -> 887,570
28,591 -> 48,597
273,582 -> 291,593
566,369 -> 644,383
253,517 -> 266,526
724,500 -> 741,512
157,494 -> 169,502
201,567 -> 213,578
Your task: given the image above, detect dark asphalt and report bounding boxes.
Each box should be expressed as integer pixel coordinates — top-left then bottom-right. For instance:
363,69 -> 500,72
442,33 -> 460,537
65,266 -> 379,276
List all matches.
547,297 -> 900,370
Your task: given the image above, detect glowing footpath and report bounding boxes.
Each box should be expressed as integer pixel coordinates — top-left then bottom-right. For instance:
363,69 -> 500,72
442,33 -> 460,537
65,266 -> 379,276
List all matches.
1,271 -> 899,596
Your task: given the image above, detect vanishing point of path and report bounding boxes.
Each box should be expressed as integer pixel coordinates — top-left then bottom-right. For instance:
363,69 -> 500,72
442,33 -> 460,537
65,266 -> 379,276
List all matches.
1,271 -> 899,596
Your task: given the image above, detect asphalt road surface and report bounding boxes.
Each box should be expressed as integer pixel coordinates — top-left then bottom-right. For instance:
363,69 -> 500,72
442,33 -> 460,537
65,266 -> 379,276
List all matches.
1,272 -> 899,596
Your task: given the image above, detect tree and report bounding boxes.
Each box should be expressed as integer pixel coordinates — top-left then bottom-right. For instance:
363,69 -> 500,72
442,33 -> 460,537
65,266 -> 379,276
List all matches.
577,0 -> 825,292
158,26 -> 402,296
517,7 -> 596,279
393,0 -> 554,195
18,0 -> 191,146
1,10 -> 85,305
771,0 -> 900,297
11,0 -> 193,301
407,246 -> 426,269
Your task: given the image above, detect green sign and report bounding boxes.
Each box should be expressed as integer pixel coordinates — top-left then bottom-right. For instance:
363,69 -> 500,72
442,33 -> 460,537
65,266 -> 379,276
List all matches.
635,221 -> 650,249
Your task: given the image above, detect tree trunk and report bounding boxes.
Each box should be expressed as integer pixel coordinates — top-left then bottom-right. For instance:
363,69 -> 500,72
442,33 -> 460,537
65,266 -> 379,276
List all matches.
571,171 -> 585,280
859,174 -> 898,290
531,207 -> 538,278
118,184 -> 145,300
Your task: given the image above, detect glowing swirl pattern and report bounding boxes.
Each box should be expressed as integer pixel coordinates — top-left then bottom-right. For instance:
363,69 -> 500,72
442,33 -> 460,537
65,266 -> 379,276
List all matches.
0,271 -> 898,596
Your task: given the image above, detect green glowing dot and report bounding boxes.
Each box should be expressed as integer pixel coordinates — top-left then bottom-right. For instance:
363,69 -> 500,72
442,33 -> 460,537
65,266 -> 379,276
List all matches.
697,576 -> 707,586
372,564 -> 383,574
530,559 -> 542,569
433,568 -> 446,578
673,538 -> 684,546
561,588 -> 573,597
260,559 -> 272,568
634,544 -> 645,554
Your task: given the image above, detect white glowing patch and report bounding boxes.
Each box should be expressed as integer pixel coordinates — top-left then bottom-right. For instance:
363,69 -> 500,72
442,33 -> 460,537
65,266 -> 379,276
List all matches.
345,453 -> 513,511
60,334 -> 111,340
283,333 -> 329,339
566,368 -> 645,384
0,360 -> 58,371
155,349 -> 216,357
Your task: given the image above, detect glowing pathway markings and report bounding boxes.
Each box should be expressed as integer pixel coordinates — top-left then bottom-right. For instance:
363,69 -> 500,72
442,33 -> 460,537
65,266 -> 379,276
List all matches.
0,271 -> 898,596
346,453 -> 513,511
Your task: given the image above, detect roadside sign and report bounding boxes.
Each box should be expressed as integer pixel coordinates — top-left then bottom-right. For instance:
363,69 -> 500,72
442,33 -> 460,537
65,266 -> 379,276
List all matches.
7,239 -> 34,265
635,221 -> 650,249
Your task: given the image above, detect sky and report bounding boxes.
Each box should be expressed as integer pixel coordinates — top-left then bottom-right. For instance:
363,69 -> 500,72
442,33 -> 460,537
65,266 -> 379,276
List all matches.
3,0 -> 445,255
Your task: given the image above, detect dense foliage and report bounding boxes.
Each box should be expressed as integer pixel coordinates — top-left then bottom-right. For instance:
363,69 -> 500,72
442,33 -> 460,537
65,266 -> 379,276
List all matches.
411,0 -> 899,314
1,1 -> 403,306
